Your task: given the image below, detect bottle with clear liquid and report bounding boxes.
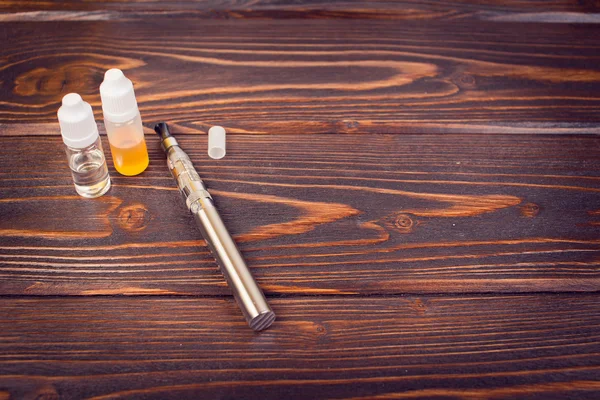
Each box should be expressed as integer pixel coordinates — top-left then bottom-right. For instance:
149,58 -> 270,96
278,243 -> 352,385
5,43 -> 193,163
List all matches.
57,93 -> 111,198
100,69 -> 149,176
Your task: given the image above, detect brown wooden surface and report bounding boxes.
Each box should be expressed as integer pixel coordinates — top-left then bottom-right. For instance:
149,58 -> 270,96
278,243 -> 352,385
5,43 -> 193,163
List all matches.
1,0 -> 599,20
1,0 -> 600,398
1,18 -> 600,134
1,134 -> 600,296
2,295 -> 600,399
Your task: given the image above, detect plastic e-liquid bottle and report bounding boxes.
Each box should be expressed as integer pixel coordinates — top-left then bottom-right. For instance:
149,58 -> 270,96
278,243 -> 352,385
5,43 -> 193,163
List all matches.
99,69 -> 149,176
57,93 -> 111,198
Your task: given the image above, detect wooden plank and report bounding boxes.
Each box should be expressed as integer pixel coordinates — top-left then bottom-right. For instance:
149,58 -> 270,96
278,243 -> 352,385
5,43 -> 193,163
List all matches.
1,19 -> 599,134
1,134 -> 599,296
1,0 -> 598,20
0,295 -> 599,399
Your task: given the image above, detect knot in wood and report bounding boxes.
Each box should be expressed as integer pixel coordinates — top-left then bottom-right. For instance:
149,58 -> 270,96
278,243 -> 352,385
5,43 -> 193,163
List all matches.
451,72 -> 477,89
14,65 -> 103,97
520,202 -> 540,218
394,214 -> 414,233
117,203 -> 151,232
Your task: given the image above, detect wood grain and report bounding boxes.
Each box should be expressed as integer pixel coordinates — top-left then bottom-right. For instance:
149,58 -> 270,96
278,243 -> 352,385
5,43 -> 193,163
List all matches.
0,295 -> 599,399
1,0 -> 599,20
2,1 -> 599,398
1,134 -> 599,296
1,19 -> 600,134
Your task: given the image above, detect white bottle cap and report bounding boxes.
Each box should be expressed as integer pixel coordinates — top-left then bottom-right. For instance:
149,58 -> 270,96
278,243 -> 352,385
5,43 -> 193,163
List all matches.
99,69 -> 139,123
208,126 -> 226,159
57,93 -> 99,149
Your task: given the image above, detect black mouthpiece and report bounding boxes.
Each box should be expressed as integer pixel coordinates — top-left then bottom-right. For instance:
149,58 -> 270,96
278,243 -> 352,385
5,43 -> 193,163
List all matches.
154,122 -> 172,141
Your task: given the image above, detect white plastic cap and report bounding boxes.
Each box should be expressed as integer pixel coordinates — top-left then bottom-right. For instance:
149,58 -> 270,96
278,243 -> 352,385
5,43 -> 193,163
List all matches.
208,126 -> 226,159
99,69 -> 139,123
57,93 -> 99,149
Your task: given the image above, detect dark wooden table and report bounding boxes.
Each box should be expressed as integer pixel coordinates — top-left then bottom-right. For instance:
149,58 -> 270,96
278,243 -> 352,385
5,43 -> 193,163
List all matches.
1,1 -> 600,399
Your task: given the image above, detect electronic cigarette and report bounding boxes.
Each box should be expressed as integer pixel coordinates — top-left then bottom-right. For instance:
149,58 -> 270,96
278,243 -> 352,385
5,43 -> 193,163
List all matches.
155,122 -> 275,331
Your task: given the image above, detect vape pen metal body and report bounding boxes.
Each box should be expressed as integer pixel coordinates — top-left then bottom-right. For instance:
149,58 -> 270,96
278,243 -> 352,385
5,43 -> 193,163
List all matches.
155,123 -> 275,331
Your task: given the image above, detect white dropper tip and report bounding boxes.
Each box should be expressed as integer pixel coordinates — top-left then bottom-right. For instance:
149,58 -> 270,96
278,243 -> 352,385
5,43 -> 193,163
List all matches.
208,126 -> 226,159
105,68 -> 124,81
62,92 -> 83,107
57,93 -> 98,148
99,68 -> 139,123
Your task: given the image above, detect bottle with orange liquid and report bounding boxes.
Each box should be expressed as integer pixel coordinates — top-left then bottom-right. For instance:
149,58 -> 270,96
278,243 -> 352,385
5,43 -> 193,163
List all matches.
100,69 -> 149,176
